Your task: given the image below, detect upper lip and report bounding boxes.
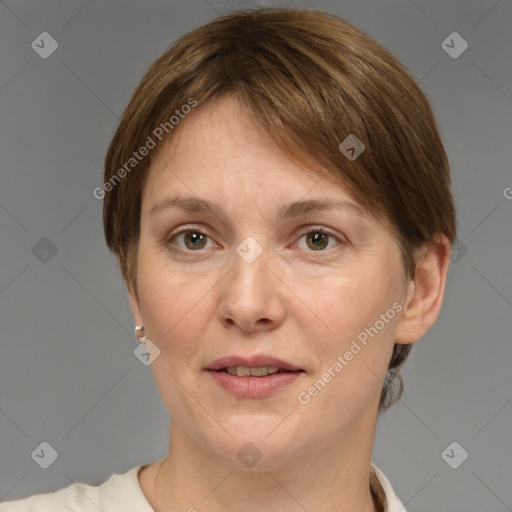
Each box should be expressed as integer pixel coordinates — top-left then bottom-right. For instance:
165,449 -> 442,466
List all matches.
207,355 -> 303,372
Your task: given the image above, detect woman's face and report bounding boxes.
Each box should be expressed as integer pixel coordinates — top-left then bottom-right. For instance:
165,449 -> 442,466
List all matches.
130,96 -> 411,468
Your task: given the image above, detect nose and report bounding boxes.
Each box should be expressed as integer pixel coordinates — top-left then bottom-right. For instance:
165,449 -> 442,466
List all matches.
218,246 -> 286,334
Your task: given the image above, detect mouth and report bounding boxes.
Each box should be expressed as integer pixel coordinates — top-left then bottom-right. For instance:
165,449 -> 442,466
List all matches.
212,366 -> 303,377
206,356 -> 305,398
207,355 -> 304,373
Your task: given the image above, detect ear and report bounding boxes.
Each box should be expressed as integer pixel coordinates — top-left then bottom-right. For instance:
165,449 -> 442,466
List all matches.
127,285 -> 144,327
394,236 -> 452,345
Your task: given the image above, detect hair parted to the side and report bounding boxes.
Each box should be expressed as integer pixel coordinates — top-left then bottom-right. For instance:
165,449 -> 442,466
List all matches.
103,7 -> 456,412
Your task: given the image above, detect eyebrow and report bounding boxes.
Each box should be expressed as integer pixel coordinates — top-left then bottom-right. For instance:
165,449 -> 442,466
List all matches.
149,196 -> 367,221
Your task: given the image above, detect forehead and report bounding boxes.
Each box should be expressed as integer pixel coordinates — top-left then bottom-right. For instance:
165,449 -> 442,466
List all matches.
153,96 -> 309,178
143,96 -> 360,209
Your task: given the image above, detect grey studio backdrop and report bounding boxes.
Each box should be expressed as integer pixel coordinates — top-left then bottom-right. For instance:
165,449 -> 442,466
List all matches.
0,1 -> 511,510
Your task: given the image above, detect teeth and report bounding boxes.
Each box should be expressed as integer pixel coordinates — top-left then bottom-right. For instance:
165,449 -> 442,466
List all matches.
225,366 -> 281,377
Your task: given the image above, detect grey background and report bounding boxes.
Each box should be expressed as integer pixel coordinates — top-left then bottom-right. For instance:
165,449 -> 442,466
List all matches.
0,0 -> 511,510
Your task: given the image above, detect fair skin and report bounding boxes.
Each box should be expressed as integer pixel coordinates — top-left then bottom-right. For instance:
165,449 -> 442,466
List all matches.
128,96 -> 451,512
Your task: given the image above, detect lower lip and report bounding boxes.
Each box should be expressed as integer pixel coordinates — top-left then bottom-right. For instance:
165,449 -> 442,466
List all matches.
208,370 -> 304,398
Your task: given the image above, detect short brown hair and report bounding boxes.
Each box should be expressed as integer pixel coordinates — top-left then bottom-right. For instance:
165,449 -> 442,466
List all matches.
102,7 -> 456,411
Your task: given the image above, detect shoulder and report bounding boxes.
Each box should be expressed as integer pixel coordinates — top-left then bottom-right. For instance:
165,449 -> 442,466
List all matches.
371,463 -> 407,512
0,465 -> 152,512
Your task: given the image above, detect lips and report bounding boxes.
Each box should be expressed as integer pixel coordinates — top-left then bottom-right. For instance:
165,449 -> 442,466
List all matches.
207,355 -> 303,372
208,356 -> 305,398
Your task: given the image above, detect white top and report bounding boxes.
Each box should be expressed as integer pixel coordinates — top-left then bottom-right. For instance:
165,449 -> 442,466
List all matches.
0,463 -> 406,511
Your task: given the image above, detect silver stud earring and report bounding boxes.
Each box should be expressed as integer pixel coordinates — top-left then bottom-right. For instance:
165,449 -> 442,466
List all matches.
135,325 -> 148,344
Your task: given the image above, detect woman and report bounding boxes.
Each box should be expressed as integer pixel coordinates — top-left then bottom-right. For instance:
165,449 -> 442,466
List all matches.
1,7 -> 455,512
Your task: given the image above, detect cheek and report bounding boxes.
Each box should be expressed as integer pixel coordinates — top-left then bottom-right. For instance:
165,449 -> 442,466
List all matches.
136,245 -> 220,364
135,263 -> 218,419
295,314 -> 394,436
139,275 -> 209,344
291,262 -> 397,344
292,270 -> 399,410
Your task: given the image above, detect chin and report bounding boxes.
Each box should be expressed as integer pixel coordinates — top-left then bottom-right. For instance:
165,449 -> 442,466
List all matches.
205,420 -> 306,470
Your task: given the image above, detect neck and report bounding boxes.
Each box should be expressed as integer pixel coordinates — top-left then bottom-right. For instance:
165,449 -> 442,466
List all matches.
150,417 -> 380,512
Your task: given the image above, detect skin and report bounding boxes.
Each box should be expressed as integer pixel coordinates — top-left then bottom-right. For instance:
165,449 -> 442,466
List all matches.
128,95 -> 451,512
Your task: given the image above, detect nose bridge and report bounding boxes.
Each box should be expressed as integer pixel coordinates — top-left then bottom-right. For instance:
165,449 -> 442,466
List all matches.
235,235 -> 266,267
230,234 -> 271,296
219,235 -> 285,331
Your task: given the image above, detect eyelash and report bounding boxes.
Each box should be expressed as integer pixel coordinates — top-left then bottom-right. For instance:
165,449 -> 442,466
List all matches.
166,225 -> 344,253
